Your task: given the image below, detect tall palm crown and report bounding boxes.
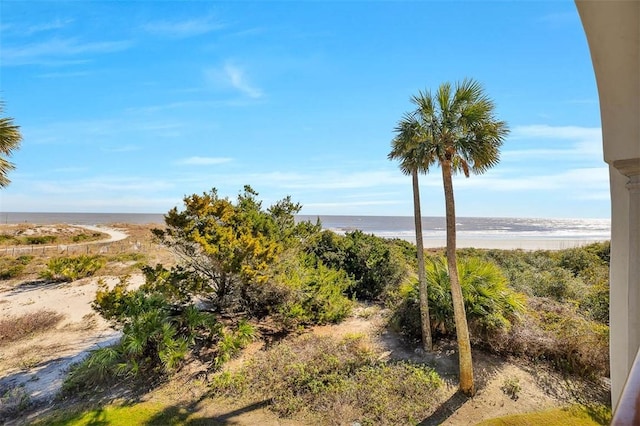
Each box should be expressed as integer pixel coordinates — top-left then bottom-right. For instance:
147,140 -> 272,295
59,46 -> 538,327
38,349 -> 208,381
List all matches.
411,78 -> 508,176
0,103 -> 23,188
388,112 -> 435,175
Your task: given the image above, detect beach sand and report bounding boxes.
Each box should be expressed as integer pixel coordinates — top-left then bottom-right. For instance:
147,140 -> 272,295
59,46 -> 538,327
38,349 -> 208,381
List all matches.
417,237 -> 607,251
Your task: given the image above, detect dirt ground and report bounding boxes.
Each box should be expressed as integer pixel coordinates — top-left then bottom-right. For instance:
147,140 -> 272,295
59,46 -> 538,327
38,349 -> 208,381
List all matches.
0,224 -> 609,425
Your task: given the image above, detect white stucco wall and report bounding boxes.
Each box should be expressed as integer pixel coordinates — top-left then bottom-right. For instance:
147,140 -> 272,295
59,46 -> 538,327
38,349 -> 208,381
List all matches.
576,0 -> 640,408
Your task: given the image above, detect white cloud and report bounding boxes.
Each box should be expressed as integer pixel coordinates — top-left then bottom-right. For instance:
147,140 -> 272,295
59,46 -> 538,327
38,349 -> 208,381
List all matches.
33,177 -> 175,194
142,16 -> 224,38
1,37 -> 133,66
504,125 -> 603,159
452,166 -> 609,194
25,18 -> 74,35
205,63 -> 263,99
101,145 -> 141,153
176,157 -> 232,166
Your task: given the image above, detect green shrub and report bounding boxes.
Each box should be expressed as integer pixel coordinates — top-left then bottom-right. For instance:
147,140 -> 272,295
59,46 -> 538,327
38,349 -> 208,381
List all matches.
306,230 -> 407,301
67,276 -> 255,394
23,235 -> 57,245
557,247 -> 604,277
393,256 -> 525,339
40,255 -> 106,282
274,254 -> 353,328
480,245 -> 610,324
0,255 -> 33,279
0,234 -> 18,245
71,232 -> 103,243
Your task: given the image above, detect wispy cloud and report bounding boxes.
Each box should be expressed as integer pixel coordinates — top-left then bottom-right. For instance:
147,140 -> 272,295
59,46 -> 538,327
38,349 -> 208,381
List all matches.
205,62 -> 263,99
142,16 -> 224,38
176,157 -> 232,166
25,118 -> 185,145
101,145 -> 141,153
2,18 -> 74,36
34,176 -> 175,194
52,166 -> 88,173
452,166 -> 609,194
2,37 -> 132,66
37,71 -> 92,79
25,18 -> 74,35
504,125 -> 602,159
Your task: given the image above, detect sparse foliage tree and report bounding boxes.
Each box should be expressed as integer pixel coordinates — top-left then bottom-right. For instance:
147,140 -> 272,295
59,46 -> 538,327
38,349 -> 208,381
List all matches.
389,113 -> 436,352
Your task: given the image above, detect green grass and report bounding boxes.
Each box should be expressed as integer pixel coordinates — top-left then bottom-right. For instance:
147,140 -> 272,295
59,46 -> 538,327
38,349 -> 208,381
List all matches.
477,404 -> 611,426
39,401 -> 224,425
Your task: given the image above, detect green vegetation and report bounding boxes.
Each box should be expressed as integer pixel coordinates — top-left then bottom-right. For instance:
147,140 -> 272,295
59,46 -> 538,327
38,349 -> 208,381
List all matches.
38,402 -> 197,426
40,255 -> 106,282
24,235 -> 57,245
305,229 -> 406,301
65,187 -> 356,393
71,232 -> 103,243
40,186 -> 608,424
0,310 -> 64,346
393,256 -> 525,340
211,334 -> 443,425
0,100 -> 22,188
390,243 -> 610,378
477,404 -> 611,426
0,255 -> 33,279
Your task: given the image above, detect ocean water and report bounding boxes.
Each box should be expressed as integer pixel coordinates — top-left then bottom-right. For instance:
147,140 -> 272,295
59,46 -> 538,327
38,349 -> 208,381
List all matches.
2,212 -> 611,243
297,215 -> 611,242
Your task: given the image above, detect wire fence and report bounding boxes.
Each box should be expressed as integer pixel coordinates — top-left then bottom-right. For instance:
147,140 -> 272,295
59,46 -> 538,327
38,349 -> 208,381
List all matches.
0,241 -> 151,257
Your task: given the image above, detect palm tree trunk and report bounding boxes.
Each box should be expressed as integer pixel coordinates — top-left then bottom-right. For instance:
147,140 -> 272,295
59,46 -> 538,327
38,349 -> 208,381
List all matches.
412,169 -> 433,352
441,159 -> 475,396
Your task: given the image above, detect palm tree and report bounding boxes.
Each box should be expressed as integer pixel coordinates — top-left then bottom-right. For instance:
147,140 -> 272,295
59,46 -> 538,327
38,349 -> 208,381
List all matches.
388,112 -> 435,352
412,79 -> 509,396
0,102 -> 23,188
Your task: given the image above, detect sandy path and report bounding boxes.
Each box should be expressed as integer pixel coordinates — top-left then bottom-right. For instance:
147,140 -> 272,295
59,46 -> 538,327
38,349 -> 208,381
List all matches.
0,275 -> 144,406
75,225 -> 128,243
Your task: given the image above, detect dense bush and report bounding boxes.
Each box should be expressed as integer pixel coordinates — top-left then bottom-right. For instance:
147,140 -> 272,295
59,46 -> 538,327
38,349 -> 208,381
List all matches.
40,255 -> 105,282
306,230 -> 407,301
151,186 -> 320,314
393,256 -> 525,339
273,254 -> 353,327
211,334 -> 443,425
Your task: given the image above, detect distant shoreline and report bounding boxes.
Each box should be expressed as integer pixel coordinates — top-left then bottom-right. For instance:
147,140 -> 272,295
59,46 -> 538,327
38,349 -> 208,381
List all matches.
0,213 -> 610,251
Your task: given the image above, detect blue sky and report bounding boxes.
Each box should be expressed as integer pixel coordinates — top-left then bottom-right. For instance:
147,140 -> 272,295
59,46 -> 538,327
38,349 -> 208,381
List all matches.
0,1 -> 607,218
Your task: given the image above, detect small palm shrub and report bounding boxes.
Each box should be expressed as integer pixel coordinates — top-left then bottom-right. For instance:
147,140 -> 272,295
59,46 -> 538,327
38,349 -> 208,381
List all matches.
394,256 -> 525,339
40,255 -> 105,282
65,276 -> 255,394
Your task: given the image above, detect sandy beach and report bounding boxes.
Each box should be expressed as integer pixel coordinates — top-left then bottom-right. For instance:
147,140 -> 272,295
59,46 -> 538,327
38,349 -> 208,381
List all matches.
418,237 -> 607,251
